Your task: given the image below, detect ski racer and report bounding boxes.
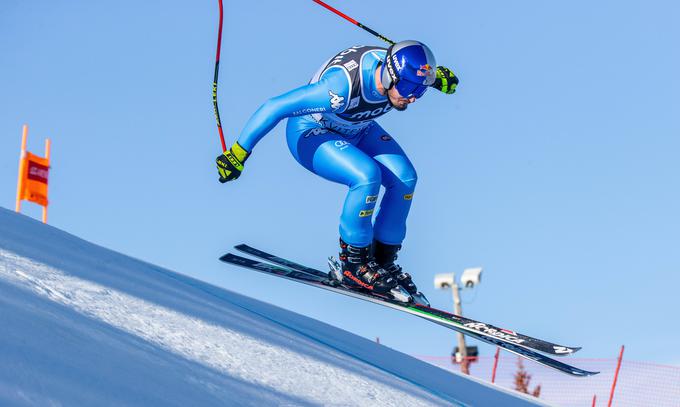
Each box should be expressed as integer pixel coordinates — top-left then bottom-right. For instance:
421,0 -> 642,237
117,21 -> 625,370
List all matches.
216,40 -> 458,304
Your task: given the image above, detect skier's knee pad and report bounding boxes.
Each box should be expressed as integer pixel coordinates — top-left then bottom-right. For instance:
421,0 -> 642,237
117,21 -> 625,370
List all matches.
385,169 -> 417,194
400,173 -> 417,192
349,161 -> 382,192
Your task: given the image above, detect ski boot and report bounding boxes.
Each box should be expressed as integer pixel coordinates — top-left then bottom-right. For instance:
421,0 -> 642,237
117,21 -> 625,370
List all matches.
328,239 -> 411,303
373,240 -> 430,307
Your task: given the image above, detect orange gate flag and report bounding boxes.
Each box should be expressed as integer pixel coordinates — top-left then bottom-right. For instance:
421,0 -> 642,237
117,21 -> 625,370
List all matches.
15,124 -> 51,223
21,151 -> 50,206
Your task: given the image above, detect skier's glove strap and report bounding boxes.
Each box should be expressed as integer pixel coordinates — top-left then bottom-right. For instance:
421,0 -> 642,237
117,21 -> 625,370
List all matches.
432,66 -> 459,94
216,142 -> 250,183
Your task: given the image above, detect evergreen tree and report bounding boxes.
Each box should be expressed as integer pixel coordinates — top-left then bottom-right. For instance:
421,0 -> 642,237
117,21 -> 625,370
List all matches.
514,357 -> 542,397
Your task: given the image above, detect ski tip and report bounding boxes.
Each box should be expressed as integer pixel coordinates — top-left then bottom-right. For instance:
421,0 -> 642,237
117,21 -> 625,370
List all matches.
560,366 -> 599,377
552,346 -> 582,356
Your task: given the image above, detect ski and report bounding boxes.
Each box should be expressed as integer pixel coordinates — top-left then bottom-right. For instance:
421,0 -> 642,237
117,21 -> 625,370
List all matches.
235,244 -> 329,279
220,252 -> 598,377
234,244 -> 581,357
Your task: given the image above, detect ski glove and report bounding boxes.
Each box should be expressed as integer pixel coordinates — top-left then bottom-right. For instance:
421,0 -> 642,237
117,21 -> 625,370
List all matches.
432,66 -> 459,94
216,142 -> 250,183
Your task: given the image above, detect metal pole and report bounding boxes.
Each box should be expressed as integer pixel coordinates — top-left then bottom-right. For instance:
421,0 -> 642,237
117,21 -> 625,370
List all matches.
607,345 -> 625,407
491,347 -> 500,383
312,0 -> 395,45
42,138 -> 51,224
452,281 -> 469,374
213,0 -> 227,152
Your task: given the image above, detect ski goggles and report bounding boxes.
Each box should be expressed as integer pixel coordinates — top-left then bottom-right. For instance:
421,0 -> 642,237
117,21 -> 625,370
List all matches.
394,79 -> 429,99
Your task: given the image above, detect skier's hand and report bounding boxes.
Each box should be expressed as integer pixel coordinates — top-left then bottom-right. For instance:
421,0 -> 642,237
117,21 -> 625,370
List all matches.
216,142 -> 250,183
432,66 -> 459,94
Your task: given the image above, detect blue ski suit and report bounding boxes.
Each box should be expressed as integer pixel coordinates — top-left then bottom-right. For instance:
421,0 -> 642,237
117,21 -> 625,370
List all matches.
237,46 -> 419,247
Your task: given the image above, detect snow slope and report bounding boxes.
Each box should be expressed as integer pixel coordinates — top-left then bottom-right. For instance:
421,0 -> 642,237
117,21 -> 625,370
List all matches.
0,208 -> 544,406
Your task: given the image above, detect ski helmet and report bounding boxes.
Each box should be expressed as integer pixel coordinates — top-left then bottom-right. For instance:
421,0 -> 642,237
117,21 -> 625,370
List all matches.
380,40 -> 437,99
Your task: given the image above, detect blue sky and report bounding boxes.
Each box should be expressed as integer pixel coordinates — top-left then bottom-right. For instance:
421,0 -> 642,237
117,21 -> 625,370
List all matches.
2,0 -> 679,366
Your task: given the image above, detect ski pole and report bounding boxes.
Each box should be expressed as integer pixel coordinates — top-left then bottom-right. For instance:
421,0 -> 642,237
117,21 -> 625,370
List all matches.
312,0 -> 395,45
213,0 -> 227,152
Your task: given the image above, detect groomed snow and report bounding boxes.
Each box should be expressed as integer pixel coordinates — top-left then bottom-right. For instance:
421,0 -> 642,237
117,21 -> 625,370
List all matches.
0,208 -> 544,406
